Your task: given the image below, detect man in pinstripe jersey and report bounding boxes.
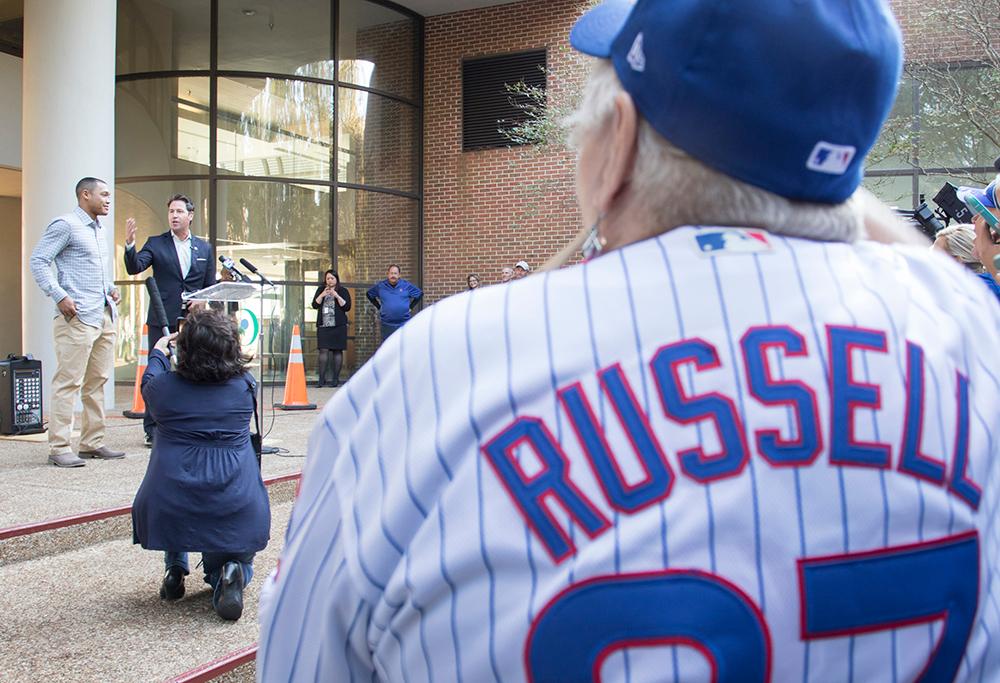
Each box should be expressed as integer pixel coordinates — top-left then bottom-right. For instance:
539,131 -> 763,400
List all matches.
258,1 -> 1000,681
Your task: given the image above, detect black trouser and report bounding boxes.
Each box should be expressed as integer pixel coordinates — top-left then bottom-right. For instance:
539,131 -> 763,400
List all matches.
144,323 -> 177,438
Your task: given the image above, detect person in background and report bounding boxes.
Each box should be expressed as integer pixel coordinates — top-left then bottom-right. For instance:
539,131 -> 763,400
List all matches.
132,308 -> 269,622
500,266 -> 514,283
29,177 -> 124,468
932,222 -> 1000,302
467,273 -> 481,290
513,260 -> 531,279
124,194 -> 216,448
366,264 -> 422,343
959,180 -> 1000,292
312,270 -> 352,387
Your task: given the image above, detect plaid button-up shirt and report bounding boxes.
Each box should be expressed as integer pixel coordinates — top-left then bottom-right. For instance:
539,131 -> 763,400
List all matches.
30,206 -> 117,329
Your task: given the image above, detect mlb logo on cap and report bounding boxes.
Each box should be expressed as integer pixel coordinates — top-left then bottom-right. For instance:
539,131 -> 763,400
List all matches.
807,142 -> 857,176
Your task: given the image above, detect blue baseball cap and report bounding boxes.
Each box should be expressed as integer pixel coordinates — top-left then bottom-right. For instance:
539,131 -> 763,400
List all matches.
957,179 -> 998,212
570,0 -> 904,204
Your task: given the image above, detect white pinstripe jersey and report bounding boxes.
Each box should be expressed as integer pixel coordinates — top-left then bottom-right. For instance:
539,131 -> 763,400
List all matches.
257,226 -> 1000,683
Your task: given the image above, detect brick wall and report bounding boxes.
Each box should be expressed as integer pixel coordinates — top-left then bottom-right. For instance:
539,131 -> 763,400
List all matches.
888,0 -> 995,64
422,0 -> 995,307
423,0 -> 591,304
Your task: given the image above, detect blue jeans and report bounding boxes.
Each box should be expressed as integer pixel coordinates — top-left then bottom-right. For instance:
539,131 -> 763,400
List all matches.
164,551 -> 255,591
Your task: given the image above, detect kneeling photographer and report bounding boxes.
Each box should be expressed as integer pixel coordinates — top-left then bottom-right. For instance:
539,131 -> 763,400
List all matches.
131,308 -> 270,621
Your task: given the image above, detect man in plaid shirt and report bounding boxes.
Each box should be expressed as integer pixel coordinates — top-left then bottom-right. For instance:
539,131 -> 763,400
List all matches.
29,177 -> 125,468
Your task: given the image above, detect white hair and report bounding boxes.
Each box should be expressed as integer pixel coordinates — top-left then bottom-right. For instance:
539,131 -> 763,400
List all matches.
566,60 -> 861,242
934,223 -> 983,271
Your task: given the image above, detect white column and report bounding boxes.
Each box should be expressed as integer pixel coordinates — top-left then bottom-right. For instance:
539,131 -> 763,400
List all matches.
22,0 -> 117,410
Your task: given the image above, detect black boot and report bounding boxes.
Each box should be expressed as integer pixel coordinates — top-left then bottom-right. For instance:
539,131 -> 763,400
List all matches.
214,562 -> 244,621
160,566 -> 185,600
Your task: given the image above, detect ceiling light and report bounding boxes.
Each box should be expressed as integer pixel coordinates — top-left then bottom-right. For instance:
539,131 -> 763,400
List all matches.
242,9 -> 257,17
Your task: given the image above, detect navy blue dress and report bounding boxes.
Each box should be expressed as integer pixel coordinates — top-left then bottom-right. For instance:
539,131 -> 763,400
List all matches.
132,349 -> 270,553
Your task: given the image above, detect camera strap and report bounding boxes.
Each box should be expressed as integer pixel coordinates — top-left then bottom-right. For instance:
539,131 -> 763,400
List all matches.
245,375 -> 262,468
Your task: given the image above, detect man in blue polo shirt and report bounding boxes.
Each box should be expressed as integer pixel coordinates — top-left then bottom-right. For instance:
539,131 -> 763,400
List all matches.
366,264 -> 422,344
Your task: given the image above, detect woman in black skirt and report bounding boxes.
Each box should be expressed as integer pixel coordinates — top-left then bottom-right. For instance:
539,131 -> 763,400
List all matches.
311,270 -> 352,387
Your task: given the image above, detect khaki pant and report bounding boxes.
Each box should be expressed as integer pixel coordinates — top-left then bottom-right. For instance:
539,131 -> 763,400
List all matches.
49,308 -> 116,455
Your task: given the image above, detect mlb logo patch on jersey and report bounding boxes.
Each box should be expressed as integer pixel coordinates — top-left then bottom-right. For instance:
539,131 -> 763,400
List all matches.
694,228 -> 773,256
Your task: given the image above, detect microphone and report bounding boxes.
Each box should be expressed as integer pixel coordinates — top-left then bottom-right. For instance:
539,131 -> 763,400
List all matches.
239,257 -> 274,286
994,254 -> 1000,272
145,277 -> 171,340
219,254 -> 245,281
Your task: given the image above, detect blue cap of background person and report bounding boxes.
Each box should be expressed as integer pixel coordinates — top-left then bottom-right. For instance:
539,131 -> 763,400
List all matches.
957,179 -> 998,212
569,0 -> 903,204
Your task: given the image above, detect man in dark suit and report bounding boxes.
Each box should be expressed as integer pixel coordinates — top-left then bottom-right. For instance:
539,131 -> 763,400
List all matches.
124,193 -> 215,446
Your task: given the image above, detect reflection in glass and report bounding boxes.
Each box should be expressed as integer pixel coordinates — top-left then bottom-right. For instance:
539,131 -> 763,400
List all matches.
862,174 -> 915,209
117,0 -> 210,73
339,0 -> 417,100
217,77 -> 334,181
917,67 -> 1000,170
867,79 -> 914,172
338,89 -> 417,192
336,188 -> 418,285
116,78 -> 211,177
217,180 -> 330,379
218,0 -> 330,75
217,180 -> 329,284
114,180 -> 211,381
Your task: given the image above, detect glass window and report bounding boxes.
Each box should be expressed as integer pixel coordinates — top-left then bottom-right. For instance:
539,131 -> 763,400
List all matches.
336,188 -> 418,285
862,174 -> 915,209
917,67 -> 1000,170
117,0 -> 209,73
115,180 -> 212,280
116,77 -> 211,177
218,0 -> 331,76
113,180 -> 211,381
216,180 -> 330,285
338,0 -> 417,100
216,77 -> 334,181
338,89 -> 417,192
867,78 -> 915,172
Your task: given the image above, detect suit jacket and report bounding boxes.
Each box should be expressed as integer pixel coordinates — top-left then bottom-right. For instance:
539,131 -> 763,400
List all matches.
124,231 -> 215,327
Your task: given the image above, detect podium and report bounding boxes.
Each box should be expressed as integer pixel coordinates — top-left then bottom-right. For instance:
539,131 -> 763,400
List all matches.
183,280 -> 278,453
183,281 -> 272,384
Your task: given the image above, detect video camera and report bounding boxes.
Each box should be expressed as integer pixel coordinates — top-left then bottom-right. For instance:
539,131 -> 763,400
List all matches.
906,182 -> 977,239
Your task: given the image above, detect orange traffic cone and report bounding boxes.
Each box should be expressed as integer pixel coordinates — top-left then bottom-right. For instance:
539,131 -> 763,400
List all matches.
123,324 -> 148,419
275,324 -> 316,411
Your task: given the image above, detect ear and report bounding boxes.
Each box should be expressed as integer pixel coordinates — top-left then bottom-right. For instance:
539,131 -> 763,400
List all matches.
593,92 -> 639,215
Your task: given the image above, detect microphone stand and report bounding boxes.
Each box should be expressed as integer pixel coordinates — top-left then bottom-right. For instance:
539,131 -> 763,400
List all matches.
244,269 -> 279,455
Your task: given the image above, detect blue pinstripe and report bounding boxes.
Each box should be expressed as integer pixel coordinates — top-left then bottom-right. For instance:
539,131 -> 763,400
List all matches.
284,525 -> 344,681
782,237 -> 853,682
752,252 -> 812,683
333,400 -> 390,593
500,283 -> 540,624
619,247 -> 680,683
428,305 -> 455,481
343,600 -> 367,683
542,271 -> 578,586
959,338 -> 993,677
710,257 -> 767,613
369,358 -> 427,532
581,259 -> 631,682
427,306 -> 463,681
655,235 -> 718,576
437,508 -> 463,682
462,294 -> 502,683
396,327 -> 430,518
